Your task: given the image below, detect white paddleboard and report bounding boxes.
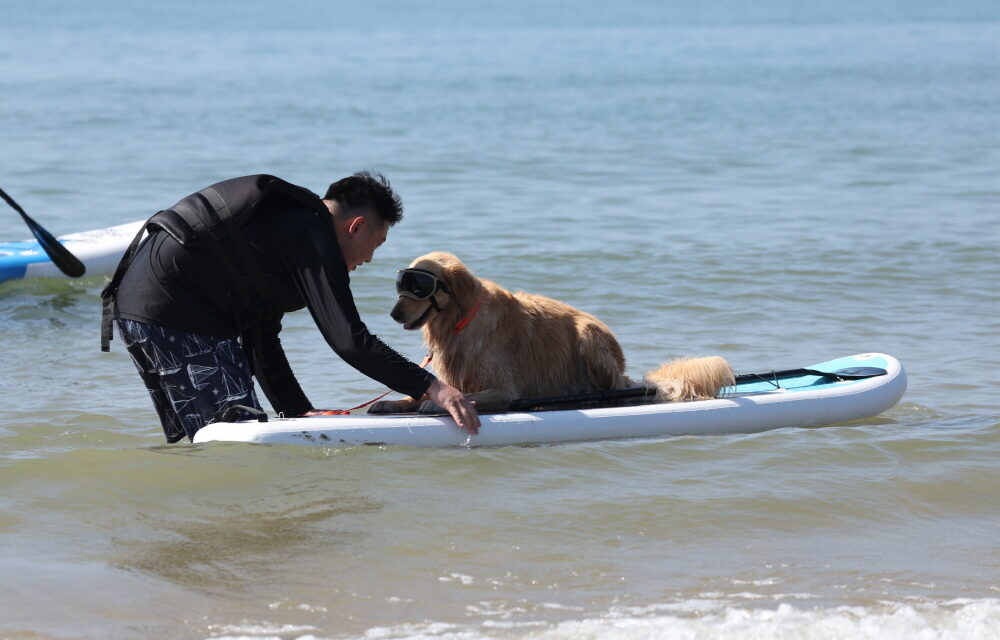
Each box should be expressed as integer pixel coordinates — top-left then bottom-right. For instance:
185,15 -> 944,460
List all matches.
193,353 -> 907,448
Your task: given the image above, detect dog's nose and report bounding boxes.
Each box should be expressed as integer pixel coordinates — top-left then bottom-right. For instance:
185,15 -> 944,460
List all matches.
390,307 -> 405,323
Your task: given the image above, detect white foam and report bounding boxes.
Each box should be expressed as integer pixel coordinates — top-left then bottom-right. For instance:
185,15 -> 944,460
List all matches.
268,601 -> 329,613
361,622 -> 466,639
340,599 -> 1000,640
543,600 -> 1000,640
206,621 -> 319,639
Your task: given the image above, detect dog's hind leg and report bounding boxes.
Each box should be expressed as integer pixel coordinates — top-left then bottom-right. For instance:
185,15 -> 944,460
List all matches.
578,321 -> 630,391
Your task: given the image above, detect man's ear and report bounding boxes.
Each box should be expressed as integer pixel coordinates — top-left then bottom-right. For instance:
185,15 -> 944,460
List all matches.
347,216 -> 366,236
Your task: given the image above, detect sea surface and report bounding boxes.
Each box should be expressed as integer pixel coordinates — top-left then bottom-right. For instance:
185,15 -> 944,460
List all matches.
1,1 -> 999,638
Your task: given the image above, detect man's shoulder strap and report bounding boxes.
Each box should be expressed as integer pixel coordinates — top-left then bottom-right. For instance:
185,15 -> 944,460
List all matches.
152,175 -> 326,246
207,174 -> 328,222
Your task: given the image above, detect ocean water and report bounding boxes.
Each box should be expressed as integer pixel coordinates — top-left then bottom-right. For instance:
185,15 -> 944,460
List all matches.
2,1 -> 999,638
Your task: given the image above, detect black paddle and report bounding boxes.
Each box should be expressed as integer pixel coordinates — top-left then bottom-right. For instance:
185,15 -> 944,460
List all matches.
735,367 -> 887,385
0,186 -> 86,278
509,367 -> 888,411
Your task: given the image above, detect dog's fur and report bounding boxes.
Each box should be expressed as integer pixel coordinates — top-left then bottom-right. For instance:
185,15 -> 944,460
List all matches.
371,252 -> 734,413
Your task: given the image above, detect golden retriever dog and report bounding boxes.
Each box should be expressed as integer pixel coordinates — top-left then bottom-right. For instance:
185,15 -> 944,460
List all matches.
370,252 -> 734,414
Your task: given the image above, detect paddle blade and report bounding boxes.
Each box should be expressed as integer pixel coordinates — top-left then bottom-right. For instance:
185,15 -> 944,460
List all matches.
0,187 -> 86,278
25,219 -> 86,277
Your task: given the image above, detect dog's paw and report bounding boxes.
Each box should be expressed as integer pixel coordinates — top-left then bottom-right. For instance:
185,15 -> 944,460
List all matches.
418,399 -> 445,414
369,398 -> 419,414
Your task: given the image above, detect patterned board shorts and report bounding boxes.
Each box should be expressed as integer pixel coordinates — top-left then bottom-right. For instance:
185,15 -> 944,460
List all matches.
117,318 -> 262,442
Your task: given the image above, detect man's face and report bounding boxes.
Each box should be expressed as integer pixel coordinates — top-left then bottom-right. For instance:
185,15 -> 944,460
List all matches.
342,214 -> 389,271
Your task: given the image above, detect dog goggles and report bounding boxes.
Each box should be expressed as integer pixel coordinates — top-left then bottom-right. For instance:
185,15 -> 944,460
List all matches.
396,268 -> 449,300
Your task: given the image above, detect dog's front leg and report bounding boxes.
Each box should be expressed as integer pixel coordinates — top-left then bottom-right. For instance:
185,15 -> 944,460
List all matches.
369,396 -> 421,414
417,388 -> 512,414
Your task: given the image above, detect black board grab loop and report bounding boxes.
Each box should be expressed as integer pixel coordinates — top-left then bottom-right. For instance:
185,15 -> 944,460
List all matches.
211,404 -> 268,424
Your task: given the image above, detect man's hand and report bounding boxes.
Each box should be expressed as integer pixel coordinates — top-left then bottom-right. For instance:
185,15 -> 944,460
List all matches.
426,380 -> 480,435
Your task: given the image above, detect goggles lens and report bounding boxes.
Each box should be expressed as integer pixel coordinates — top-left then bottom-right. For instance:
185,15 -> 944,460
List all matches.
396,268 -> 441,300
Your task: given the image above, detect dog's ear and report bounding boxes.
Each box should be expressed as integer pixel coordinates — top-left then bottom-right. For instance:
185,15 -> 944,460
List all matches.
441,257 -> 480,309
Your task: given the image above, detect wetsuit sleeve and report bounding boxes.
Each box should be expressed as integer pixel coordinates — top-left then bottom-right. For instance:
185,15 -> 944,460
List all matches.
242,316 -> 313,417
283,228 -> 436,400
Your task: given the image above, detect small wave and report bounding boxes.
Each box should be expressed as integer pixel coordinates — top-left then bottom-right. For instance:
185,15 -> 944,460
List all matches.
334,599 -> 1000,640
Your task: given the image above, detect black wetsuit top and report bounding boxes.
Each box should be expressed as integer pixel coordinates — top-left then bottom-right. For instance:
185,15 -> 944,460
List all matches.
114,194 -> 434,416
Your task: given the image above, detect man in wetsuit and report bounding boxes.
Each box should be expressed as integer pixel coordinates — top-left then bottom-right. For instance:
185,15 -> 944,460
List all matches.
101,172 -> 479,442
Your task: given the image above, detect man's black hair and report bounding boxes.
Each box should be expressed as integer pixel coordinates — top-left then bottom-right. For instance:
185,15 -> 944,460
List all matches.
324,171 -> 403,227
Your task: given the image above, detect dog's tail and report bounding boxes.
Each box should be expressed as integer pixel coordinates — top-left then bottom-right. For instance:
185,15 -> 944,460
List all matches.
643,356 -> 735,402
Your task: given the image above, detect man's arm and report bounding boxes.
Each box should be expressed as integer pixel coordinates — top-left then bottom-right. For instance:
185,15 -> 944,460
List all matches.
284,227 -> 436,401
241,316 -> 313,417
277,220 -> 478,432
